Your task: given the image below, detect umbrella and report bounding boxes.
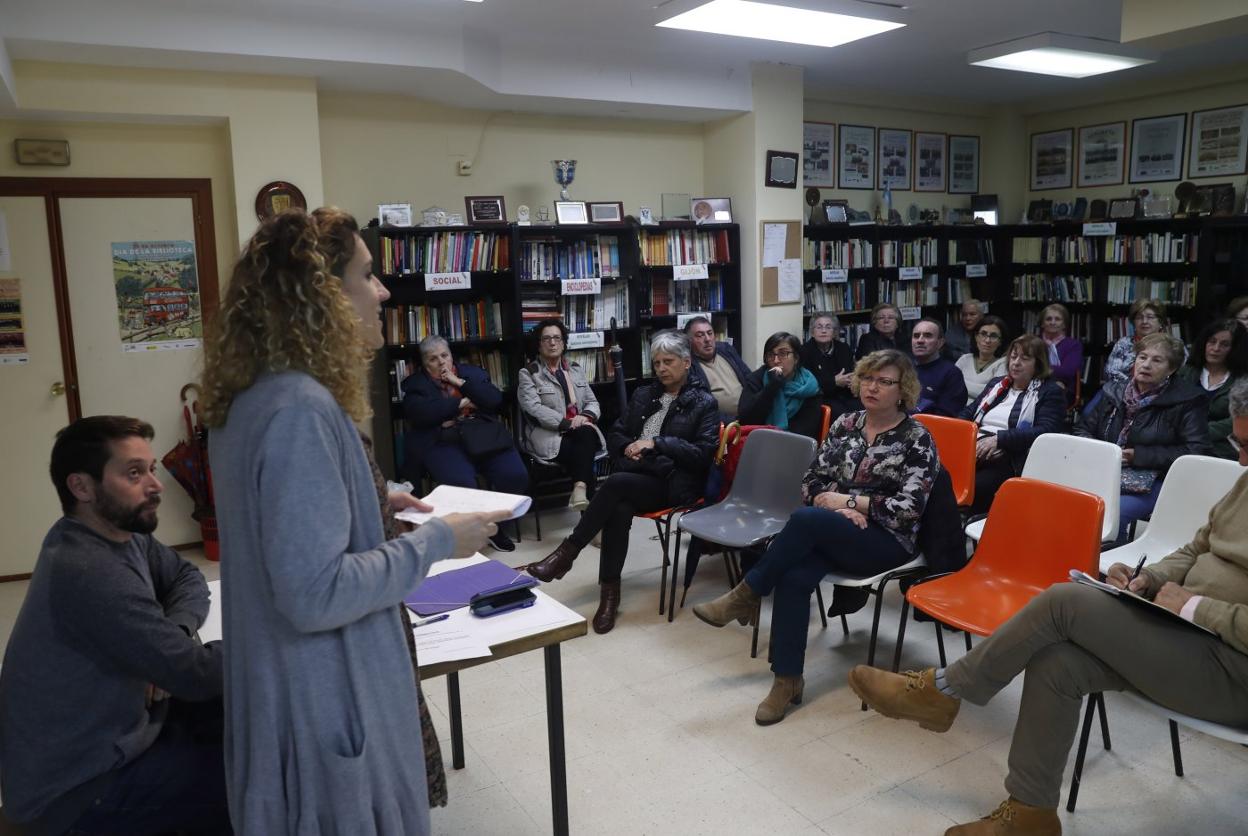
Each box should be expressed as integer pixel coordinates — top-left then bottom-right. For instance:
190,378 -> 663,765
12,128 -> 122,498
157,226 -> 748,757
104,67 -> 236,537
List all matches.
608,316 -> 627,415
162,382 -> 214,520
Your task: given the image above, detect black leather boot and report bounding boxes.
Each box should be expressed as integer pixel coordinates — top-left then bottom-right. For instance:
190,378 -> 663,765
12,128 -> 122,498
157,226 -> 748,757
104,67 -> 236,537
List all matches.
592,581 -> 621,634
526,538 -> 581,582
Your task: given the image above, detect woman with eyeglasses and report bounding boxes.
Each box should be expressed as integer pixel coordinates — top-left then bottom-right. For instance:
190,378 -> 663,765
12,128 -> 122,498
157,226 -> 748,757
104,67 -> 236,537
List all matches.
954,314 -> 1009,406
960,335 -> 1068,515
737,331 -> 822,439
854,302 -> 904,360
801,312 -> 859,420
1038,302 -> 1083,402
692,349 -> 938,725
517,318 -> 604,511
1102,299 -> 1175,386
1178,318 -> 1248,459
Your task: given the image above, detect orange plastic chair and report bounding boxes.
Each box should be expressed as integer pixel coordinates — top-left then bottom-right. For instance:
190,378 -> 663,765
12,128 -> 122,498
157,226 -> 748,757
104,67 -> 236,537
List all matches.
914,413 -> 977,508
896,478 -> 1104,667
817,405 -> 832,444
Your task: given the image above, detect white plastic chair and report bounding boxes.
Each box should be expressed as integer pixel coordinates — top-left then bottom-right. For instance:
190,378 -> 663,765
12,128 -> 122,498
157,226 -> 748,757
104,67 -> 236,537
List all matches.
1098,455 -> 1244,575
965,433 -> 1121,544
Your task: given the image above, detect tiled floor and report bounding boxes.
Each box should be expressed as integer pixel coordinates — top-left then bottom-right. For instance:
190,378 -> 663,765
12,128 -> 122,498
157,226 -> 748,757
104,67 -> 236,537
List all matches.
3,510 -> 1247,834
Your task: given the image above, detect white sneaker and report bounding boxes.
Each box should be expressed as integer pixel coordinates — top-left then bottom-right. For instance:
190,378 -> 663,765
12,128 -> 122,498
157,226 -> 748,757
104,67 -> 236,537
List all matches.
568,481 -> 589,512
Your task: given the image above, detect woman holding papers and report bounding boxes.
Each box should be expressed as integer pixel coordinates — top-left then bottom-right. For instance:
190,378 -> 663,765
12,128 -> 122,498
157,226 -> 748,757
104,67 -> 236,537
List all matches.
959,335 -> 1066,515
1077,332 -> 1210,545
517,317 -> 605,511
526,330 -> 719,634
691,350 -> 937,725
203,209 -> 501,835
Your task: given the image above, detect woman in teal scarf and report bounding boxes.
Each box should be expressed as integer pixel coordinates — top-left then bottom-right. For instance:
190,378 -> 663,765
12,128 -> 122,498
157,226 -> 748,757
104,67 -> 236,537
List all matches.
737,332 -> 823,439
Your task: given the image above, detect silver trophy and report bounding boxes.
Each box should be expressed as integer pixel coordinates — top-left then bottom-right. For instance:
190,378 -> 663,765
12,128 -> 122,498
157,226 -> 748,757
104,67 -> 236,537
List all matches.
551,159 -> 577,200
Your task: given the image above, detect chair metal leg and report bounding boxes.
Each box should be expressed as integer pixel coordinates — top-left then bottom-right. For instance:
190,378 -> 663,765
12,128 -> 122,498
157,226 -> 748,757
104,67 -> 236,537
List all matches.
891,598 -> 910,673
1169,719 -> 1184,777
934,622 -> 948,668
667,528 -> 683,622
839,613 -> 849,636
750,610 -> 760,659
963,630 -> 972,653
534,504 -> 543,541
654,519 -> 668,616
865,580 -> 887,670
815,585 -> 828,630
1066,693 -> 1100,813
1096,693 -> 1111,751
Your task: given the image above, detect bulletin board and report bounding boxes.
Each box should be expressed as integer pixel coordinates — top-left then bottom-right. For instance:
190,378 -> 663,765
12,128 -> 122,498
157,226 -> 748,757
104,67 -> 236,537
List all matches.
759,220 -> 803,307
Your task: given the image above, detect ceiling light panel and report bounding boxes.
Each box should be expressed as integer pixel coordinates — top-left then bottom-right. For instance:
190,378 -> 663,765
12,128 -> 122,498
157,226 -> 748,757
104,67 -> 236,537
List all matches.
657,0 -> 905,49
968,33 -> 1156,79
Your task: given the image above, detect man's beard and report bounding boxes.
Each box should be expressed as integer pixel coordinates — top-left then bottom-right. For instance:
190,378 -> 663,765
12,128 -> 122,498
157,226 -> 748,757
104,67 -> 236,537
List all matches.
95,485 -> 160,534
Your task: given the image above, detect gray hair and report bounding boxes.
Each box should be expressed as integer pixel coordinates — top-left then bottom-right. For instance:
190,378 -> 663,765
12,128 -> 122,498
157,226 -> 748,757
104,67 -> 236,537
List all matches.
810,311 -> 841,329
682,315 -> 712,334
418,335 -> 450,359
962,298 -> 984,312
1230,378 -> 1248,419
650,329 -> 691,362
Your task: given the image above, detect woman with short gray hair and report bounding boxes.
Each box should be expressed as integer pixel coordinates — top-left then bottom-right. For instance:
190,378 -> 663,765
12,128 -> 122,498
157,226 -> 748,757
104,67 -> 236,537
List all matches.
525,330 -> 719,634
801,312 -> 858,420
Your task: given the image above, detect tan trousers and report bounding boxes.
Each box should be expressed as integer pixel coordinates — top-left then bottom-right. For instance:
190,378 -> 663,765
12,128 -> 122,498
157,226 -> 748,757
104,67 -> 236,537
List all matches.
946,583 -> 1248,808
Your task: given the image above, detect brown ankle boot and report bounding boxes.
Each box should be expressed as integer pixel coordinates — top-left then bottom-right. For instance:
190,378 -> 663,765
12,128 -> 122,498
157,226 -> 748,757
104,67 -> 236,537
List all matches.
847,666 -> 961,732
945,797 -> 1061,835
755,675 -> 804,725
692,581 -> 760,628
527,539 -> 581,583
592,581 -> 621,634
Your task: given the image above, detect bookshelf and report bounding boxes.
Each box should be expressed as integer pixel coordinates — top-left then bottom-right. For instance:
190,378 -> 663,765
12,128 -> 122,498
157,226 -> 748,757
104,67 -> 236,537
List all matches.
365,220 -> 743,480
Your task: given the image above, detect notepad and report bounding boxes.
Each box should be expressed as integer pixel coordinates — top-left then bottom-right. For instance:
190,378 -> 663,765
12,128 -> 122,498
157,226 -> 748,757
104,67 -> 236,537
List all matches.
395,484 -> 532,526
1068,570 -> 1216,636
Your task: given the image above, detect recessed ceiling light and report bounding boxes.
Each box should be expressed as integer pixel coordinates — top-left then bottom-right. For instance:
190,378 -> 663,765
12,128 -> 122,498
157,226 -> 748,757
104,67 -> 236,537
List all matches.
656,0 -> 904,49
968,33 -> 1156,79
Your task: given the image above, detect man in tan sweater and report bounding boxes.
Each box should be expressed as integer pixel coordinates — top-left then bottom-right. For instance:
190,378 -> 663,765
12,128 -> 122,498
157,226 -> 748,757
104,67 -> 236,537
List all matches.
849,378 -> 1248,835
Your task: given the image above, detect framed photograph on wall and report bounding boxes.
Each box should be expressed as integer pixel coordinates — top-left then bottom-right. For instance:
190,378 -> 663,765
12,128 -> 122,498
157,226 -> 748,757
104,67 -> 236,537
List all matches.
1188,104 -> 1248,178
1077,122 -> 1125,188
803,121 -> 836,187
587,201 -> 625,223
765,150 -> 799,188
377,202 -> 413,227
914,132 -> 947,192
1030,128 -> 1075,191
554,201 -> 588,225
691,197 -> 732,223
877,127 -> 912,190
837,124 -> 875,189
1129,113 -> 1186,183
948,135 -> 980,194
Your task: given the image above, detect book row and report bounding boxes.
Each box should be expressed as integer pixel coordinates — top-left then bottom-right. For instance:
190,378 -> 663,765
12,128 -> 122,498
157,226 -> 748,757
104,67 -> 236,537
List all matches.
638,228 -> 733,267
637,277 -> 727,317
518,236 -> 622,281
383,300 -> 506,345
378,231 -> 511,275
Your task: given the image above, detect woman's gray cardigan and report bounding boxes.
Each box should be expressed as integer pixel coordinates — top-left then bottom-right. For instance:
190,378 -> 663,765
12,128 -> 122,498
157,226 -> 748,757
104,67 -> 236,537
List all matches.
517,359 -> 604,461
209,371 -> 453,835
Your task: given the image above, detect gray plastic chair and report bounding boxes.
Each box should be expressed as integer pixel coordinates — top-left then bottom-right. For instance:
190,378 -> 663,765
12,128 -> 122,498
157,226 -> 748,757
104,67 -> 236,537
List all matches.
677,428 -> 816,650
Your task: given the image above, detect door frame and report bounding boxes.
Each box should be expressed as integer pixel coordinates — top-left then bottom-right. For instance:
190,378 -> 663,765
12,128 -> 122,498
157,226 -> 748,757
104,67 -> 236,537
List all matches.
0,177 -> 218,420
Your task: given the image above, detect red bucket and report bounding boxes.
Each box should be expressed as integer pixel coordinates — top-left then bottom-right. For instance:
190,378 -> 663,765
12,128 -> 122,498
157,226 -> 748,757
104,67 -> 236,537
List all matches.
200,515 -> 220,562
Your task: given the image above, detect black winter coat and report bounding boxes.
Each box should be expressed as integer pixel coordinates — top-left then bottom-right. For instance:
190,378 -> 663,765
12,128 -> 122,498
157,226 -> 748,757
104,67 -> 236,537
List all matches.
854,328 -> 904,360
799,338 -> 860,418
736,366 -> 823,441
1074,377 -> 1211,473
607,379 -> 719,505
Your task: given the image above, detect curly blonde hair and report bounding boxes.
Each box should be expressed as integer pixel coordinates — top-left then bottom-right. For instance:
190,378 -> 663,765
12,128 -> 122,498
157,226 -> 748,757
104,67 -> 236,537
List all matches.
201,209 -> 371,426
851,349 -> 921,411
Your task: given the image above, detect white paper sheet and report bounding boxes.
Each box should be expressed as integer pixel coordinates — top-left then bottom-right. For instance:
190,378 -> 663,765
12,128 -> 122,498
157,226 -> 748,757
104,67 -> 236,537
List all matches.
762,223 -> 787,268
777,258 -> 802,303
396,484 -> 532,525
412,623 -> 492,665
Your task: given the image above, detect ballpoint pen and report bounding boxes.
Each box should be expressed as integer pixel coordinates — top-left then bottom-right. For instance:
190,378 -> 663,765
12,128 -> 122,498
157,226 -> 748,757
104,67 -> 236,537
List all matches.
412,613 -> 450,628
1127,553 -> 1148,584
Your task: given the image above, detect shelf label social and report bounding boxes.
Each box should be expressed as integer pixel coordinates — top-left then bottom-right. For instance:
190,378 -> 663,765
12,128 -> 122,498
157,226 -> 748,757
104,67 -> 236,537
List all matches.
673,263 -> 710,281
561,277 -> 602,295
1082,222 -> 1117,236
424,271 -> 471,291
567,330 -> 605,349
822,268 -> 848,284
965,264 -> 987,278
899,266 -> 923,280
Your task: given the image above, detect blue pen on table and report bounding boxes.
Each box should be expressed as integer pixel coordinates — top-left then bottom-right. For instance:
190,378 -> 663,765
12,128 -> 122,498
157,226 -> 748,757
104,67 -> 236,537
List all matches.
412,613 -> 450,629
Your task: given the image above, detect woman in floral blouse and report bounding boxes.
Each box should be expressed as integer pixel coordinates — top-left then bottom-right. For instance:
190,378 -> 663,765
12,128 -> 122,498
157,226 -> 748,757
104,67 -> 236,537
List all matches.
692,349 -> 939,726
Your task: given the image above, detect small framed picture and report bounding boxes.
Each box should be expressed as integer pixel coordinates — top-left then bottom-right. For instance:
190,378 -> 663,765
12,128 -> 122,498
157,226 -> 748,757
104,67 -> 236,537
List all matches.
914,132 -> 947,192
1108,198 -> 1139,220
764,150 -> 799,188
690,197 -> 732,223
823,201 -> 848,223
1189,104 -> 1248,178
1030,129 -> 1075,191
378,203 -> 413,227
587,201 -> 625,223
877,127 -> 913,191
1077,122 -> 1126,188
554,201 -> 589,225
464,195 -> 506,225
948,135 -> 980,194
1129,113 -> 1186,183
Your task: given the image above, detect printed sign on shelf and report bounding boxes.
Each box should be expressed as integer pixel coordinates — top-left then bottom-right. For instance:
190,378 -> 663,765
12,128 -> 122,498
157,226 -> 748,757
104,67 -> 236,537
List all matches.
566,330 -> 605,349
1082,222 -> 1117,236
900,305 -> 922,321
898,266 -> 923,280
561,277 -> 601,296
965,263 -> 987,278
821,268 -> 848,284
672,263 -> 709,281
425,271 -> 471,291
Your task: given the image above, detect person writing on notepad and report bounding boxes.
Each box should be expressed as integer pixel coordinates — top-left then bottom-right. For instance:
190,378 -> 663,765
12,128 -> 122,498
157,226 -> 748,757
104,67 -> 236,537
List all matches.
848,379 -> 1248,836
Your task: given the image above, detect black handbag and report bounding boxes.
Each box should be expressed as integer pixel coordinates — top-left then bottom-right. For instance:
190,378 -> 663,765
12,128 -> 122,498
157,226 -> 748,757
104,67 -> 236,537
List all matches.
457,414 -> 514,459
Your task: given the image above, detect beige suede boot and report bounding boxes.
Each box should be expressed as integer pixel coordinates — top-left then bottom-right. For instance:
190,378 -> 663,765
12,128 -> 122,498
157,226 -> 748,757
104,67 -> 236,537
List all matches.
691,581 -> 759,628
945,798 -> 1061,835
568,481 -> 589,511
847,666 -> 961,732
755,675 -> 804,725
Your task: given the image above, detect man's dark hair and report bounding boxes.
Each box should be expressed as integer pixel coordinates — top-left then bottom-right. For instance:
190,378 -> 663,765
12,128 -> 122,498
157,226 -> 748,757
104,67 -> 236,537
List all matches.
682,316 -> 713,334
50,416 -> 155,514
531,317 -> 569,354
914,317 -> 945,338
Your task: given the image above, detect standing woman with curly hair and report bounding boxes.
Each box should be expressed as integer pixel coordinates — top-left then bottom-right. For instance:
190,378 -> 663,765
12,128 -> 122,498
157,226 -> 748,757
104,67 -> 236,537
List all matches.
202,210 -> 503,834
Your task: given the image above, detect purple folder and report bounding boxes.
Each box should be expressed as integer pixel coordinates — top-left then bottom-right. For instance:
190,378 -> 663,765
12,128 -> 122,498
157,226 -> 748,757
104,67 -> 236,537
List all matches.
405,559 -> 537,616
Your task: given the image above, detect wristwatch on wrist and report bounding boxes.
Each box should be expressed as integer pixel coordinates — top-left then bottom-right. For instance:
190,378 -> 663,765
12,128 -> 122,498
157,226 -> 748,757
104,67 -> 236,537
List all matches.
846,494 -> 858,510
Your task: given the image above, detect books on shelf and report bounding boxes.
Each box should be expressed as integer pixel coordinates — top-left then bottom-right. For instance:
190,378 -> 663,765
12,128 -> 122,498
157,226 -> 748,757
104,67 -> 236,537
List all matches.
1011,236 -> 1097,264
1013,273 -> 1095,303
842,322 -> 872,354
877,276 -> 938,307
948,238 -> 995,265
948,278 -> 973,304
1107,233 -> 1198,264
560,283 -> 631,331
519,236 -> 621,281
639,228 -> 731,266
521,284 -> 560,331
385,299 -> 504,344
379,230 -> 511,275
1105,275 -> 1197,307
804,238 -> 874,269
565,348 -> 619,383
638,275 -> 726,316
879,237 -> 938,268
805,280 -> 868,313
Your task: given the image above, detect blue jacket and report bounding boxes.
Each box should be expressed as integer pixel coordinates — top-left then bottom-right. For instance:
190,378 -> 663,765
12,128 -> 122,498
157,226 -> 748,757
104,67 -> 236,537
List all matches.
914,356 -> 968,418
401,363 -> 508,473
688,341 -> 750,393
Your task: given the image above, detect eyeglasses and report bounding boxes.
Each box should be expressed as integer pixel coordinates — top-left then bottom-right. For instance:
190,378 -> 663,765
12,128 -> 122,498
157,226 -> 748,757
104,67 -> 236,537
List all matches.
976,331 -> 1002,341
767,350 -> 795,360
874,314 -> 898,322
539,335 -> 564,344
811,323 -> 835,331
1135,313 -> 1160,322
857,374 -> 900,388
